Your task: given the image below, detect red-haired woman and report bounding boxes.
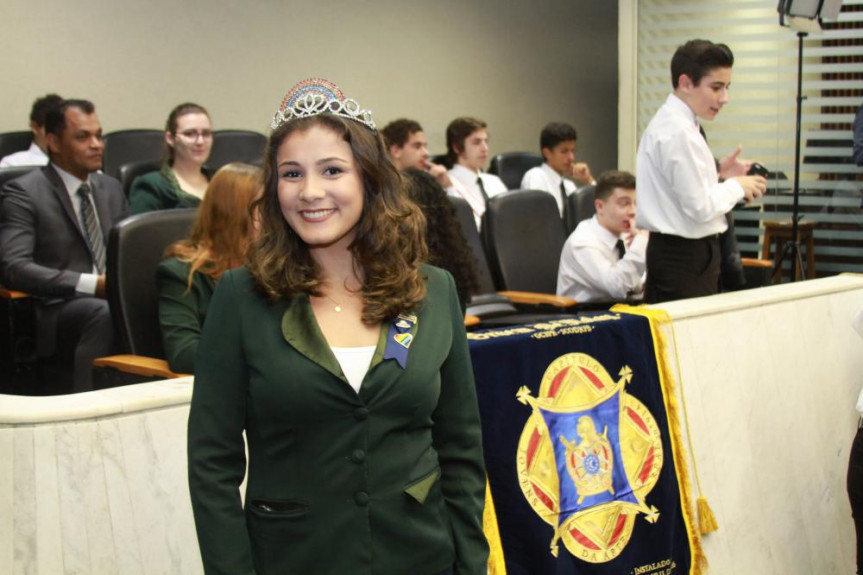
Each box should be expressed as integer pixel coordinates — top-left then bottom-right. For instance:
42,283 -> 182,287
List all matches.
156,162 -> 261,374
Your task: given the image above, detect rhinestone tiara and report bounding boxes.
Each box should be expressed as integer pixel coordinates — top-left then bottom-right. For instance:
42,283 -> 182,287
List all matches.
271,78 -> 376,132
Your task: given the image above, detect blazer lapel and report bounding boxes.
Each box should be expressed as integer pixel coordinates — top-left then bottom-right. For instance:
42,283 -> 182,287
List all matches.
44,165 -> 85,238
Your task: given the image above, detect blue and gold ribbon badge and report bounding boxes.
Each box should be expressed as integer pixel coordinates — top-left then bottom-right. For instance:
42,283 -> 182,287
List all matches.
383,313 -> 418,369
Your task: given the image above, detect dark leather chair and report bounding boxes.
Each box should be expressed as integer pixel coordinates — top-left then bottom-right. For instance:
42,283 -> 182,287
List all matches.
481,190 -> 567,294
0,131 -> 33,159
449,195 -> 575,324
0,165 -> 40,189
564,184 -> 597,235
93,209 -> 197,381
102,130 -> 164,179
429,153 -> 449,168
488,152 -> 543,190
208,130 -> 266,170
119,159 -> 161,197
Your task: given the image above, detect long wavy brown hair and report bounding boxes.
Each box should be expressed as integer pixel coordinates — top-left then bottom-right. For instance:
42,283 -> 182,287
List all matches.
247,114 -> 427,324
165,162 -> 262,288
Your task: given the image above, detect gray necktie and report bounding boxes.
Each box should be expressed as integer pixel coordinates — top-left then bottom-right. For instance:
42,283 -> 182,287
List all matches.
77,183 -> 106,273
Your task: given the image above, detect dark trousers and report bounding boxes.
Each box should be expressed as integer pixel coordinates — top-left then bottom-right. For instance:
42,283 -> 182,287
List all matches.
645,233 -> 720,304
849,426 -> 863,574
49,297 -> 114,393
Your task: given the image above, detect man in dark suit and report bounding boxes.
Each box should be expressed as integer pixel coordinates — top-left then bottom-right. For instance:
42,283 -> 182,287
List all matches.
0,99 -> 129,391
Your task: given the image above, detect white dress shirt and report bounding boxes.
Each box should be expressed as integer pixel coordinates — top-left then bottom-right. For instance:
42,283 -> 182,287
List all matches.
636,93 -> 744,239
520,163 -> 577,216
447,164 -> 508,228
557,216 -> 647,303
0,142 -> 48,168
53,163 -> 101,295
331,345 -> 375,394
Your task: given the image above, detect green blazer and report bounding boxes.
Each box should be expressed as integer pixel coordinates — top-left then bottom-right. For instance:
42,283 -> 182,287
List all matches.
156,257 -> 217,374
129,167 -> 208,214
187,266 -> 488,575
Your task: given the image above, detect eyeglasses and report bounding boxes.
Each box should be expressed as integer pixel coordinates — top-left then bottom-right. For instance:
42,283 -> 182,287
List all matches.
176,130 -> 213,141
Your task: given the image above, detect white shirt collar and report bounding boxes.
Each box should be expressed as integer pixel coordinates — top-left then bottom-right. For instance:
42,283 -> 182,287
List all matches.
667,93 -> 698,128
51,163 -> 90,195
588,215 -> 622,250
451,163 -> 480,180
540,162 -> 564,187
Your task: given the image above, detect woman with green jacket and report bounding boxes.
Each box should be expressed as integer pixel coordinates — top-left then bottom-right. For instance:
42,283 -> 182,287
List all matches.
187,78 -> 488,574
156,162 -> 261,374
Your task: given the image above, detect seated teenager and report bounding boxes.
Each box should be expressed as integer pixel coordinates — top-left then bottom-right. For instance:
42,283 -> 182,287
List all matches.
156,162 -> 262,374
445,117 -> 507,228
129,103 -> 213,214
403,167 -> 480,312
520,121 -> 594,217
557,170 -> 647,303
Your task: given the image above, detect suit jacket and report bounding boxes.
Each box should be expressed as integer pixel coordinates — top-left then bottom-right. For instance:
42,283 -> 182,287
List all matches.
188,265 -> 488,575
0,165 -> 129,352
156,257 -> 217,375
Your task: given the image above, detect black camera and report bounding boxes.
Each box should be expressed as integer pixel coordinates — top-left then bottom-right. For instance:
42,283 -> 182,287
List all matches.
747,162 -> 769,178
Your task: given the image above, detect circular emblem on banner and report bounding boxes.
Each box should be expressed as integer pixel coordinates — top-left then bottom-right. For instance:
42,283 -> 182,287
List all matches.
515,353 -> 664,563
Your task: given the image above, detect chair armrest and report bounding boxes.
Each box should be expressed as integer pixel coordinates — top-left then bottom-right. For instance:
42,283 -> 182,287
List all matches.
0,288 -> 31,299
497,291 -> 578,308
92,354 -> 190,379
741,257 -> 772,269
464,314 -> 480,328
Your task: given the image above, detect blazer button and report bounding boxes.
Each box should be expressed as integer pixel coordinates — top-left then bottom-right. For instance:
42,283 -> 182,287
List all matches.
351,449 -> 366,463
353,407 -> 369,421
354,491 -> 369,506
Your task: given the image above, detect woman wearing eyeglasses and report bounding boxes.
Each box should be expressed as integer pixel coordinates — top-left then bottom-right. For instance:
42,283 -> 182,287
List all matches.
129,102 -> 214,214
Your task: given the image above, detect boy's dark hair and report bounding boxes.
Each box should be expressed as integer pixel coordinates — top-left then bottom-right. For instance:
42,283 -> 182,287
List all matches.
446,117 -> 486,164
381,119 -> 423,149
671,39 -> 734,88
30,94 -> 64,127
540,122 -> 577,152
594,170 -> 636,202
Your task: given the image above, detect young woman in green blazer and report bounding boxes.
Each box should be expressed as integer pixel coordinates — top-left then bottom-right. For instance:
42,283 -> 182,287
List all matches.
156,162 -> 262,374
187,79 -> 489,574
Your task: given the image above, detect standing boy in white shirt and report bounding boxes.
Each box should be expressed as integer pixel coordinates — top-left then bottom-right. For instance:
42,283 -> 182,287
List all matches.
636,39 -> 766,303
557,171 -> 646,303
521,122 -> 594,217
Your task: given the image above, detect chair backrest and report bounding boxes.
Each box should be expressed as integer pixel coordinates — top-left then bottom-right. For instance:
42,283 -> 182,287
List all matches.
119,159 -> 161,197
564,184 -> 596,234
447,196 -> 496,294
0,166 -> 39,189
208,130 -> 267,170
487,152 -> 543,190
0,131 -> 33,159
102,130 -> 164,179
429,153 -> 449,168
106,209 -> 197,357
481,190 -> 567,294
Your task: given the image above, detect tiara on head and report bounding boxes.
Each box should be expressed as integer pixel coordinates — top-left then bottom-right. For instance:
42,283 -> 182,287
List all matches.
271,78 -> 376,132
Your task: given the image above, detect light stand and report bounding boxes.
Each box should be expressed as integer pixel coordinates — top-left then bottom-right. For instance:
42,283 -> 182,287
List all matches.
774,0 -> 844,281
773,30 -> 808,282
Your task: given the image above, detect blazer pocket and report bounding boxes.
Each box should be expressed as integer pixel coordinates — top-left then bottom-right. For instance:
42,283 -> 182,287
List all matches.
249,498 -> 310,518
404,467 -> 441,505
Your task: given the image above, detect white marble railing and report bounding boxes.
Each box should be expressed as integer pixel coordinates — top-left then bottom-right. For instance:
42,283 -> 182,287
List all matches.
652,274 -> 863,575
0,378 -> 201,574
2,275 -> 862,574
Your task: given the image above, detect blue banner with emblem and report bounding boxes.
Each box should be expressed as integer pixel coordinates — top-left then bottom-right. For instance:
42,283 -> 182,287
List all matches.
469,311 -> 704,575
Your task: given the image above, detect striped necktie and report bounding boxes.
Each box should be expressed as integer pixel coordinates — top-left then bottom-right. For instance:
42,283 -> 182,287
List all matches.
77,183 -> 106,273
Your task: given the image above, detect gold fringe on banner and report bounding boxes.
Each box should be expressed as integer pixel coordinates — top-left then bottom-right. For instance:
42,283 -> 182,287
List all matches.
612,305 -> 714,573
483,479 -> 507,575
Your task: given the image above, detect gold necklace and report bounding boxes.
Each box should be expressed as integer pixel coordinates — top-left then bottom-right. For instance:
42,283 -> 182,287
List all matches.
322,293 -> 343,313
